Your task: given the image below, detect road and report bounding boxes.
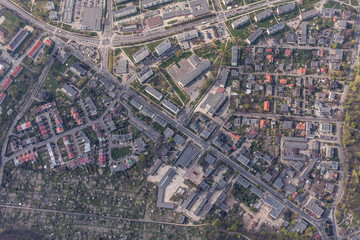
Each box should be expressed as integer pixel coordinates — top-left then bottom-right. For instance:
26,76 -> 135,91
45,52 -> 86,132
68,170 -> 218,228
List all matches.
0,204 -> 207,227
1,0 -> 292,47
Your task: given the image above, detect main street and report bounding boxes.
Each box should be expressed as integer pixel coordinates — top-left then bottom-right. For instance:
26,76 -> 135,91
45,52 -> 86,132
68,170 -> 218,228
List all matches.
1,0 -> 292,46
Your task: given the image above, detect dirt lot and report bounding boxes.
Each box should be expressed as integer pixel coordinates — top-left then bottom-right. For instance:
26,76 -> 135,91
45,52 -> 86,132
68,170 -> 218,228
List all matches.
241,202 -> 284,231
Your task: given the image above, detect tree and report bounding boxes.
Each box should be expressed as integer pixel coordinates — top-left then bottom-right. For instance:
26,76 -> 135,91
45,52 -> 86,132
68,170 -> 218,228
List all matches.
175,50 -> 183,58
138,154 -> 145,162
56,75 -> 63,83
8,85 -> 21,99
212,218 -> 222,228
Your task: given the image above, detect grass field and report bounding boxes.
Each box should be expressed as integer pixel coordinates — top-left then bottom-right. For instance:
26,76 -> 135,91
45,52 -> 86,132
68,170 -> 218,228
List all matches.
159,51 -> 192,68
111,147 -> 132,160
1,11 -> 26,42
146,40 -> 164,52
122,45 -> 145,62
42,55 -> 77,93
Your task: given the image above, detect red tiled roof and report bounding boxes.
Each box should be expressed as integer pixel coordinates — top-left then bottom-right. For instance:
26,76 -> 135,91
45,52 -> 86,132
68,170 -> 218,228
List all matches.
28,40 -> 42,58
280,79 -> 287,84
43,38 -> 52,46
11,65 -> 23,78
1,77 -> 13,90
264,101 -> 270,111
266,74 -> 272,82
285,49 -> 292,56
260,119 -> 267,128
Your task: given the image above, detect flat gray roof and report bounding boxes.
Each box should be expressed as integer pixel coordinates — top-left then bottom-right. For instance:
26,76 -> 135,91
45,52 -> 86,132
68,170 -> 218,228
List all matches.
175,145 -> 200,168
82,7 -> 103,31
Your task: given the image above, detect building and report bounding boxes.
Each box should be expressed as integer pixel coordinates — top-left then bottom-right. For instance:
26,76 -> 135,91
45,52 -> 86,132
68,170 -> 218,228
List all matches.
28,40 -> 43,58
320,122 -> 332,133
157,168 -> 177,208
287,32 -> 297,44
114,5 -> 137,19
142,0 -> 173,8
321,7 -> 337,17
179,59 -> 211,87
63,136 -> 75,159
231,46 -> 238,66
63,0 -> 75,23
61,84 -> 78,98
222,0 -> 234,5
130,99 -> 143,110
137,67 -> 153,83
306,199 -> 324,218
119,24 -> 138,32
263,195 -> 285,219
254,9 -> 273,22
70,62 -> 86,76
190,0 -> 210,17
147,16 -> 163,28
46,1 -> 55,11
231,16 -> 250,29
115,59 -> 128,74
49,11 -> 58,21
300,9 -> 318,21
175,145 -> 200,168
163,9 -> 191,20
178,29 -> 198,42
133,47 -> 150,63
155,39 -> 171,56
264,101 -> 270,111
17,121 -> 32,132
141,107 -> 155,118
11,65 -> 23,78
201,91 -> 228,117
85,97 -> 97,116
173,134 -> 186,146
326,146 -> 334,159
162,98 -> 180,115
218,68 -> 229,88
295,219 -> 308,233
246,28 -> 263,44
0,93 -> 7,106
81,7 -> 103,31
276,2 -> 295,15
7,29 -> 29,52
300,22 -> 307,45
1,77 -> 13,90
266,22 -> 285,35
145,85 -> 163,101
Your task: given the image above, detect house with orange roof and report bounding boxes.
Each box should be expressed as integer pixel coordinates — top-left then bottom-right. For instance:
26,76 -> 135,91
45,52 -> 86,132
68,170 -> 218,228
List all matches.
264,101 -> 270,111
280,79 -> 287,84
296,122 -> 306,130
260,119 -> 268,128
229,132 -> 241,142
267,54 -> 274,63
298,67 -> 306,74
285,49 -> 292,57
44,38 -> 53,46
265,48 -> 272,53
321,68 -> 327,73
266,74 -> 272,82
